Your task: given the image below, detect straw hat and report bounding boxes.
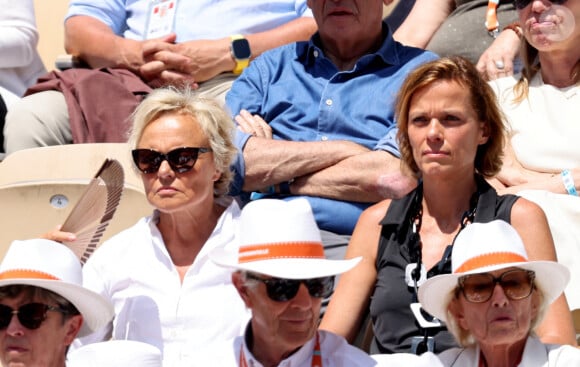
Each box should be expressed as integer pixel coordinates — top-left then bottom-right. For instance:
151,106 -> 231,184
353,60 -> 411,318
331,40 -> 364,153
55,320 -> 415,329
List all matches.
0,239 -> 113,337
67,340 -> 162,367
418,220 -> 569,322
210,198 -> 361,279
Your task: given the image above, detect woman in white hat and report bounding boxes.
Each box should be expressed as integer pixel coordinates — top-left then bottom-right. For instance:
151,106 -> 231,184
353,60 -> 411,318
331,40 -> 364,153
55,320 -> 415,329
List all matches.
419,220 -> 580,366
0,239 -> 113,367
320,56 -> 576,354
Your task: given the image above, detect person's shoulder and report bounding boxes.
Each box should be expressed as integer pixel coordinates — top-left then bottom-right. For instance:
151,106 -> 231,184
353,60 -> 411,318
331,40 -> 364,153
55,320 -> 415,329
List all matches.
546,342 -> 580,363
318,330 -> 376,365
393,41 -> 439,64
360,199 -> 392,224
89,215 -> 153,259
372,351 -> 445,367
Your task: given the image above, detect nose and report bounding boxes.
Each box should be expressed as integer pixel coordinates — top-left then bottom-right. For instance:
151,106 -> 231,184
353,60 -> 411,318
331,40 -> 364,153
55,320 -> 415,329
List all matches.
426,119 -> 443,141
156,159 -> 174,177
5,313 -> 25,336
490,283 -> 509,307
291,283 -> 314,309
531,0 -> 549,12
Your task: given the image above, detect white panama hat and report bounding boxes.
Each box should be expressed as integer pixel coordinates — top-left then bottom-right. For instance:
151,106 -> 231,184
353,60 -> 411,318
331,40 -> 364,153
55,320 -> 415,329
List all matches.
0,239 -> 113,337
210,198 -> 361,279
418,220 -> 569,323
67,340 -> 162,367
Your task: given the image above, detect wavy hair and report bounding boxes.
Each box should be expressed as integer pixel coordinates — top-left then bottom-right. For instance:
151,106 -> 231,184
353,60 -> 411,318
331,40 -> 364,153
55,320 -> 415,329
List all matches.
395,56 -> 506,178
128,87 -> 236,197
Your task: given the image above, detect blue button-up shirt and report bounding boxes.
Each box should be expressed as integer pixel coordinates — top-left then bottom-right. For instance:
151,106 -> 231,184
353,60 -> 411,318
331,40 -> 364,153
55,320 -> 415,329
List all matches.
227,23 -> 438,234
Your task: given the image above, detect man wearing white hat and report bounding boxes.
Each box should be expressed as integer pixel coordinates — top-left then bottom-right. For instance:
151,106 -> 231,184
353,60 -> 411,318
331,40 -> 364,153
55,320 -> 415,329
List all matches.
206,198 -> 376,366
0,239 -> 113,367
418,220 -> 580,366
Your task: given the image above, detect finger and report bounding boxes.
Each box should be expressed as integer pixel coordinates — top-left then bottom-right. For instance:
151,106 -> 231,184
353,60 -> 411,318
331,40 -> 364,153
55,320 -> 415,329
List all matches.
139,60 -> 167,80
235,115 -> 256,136
150,50 -> 194,73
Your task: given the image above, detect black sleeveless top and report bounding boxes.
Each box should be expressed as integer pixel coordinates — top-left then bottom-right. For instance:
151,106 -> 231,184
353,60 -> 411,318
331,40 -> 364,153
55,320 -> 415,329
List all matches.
369,176 -> 518,354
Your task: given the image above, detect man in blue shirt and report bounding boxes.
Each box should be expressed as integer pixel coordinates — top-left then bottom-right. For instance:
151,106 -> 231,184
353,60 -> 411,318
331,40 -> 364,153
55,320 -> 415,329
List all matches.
227,0 -> 438,260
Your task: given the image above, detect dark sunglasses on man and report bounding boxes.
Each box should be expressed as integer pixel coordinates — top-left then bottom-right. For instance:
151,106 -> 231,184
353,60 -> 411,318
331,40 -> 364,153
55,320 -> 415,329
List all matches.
245,273 -> 334,302
0,303 -> 70,330
131,147 -> 212,174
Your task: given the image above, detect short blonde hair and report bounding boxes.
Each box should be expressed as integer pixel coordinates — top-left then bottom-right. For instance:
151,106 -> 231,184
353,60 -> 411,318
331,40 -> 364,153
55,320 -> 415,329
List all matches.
128,87 -> 236,197
395,56 -> 505,178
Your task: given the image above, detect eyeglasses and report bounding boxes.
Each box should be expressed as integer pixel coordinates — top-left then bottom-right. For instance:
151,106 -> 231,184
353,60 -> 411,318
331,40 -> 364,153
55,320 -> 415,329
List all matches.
246,273 -> 334,302
0,303 -> 69,330
458,269 -> 535,303
131,147 -> 212,174
514,0 -> 568,10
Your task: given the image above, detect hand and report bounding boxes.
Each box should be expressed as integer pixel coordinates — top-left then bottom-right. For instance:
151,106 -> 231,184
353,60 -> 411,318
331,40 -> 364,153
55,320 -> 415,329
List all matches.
140,37 -> 233,85
235,110 -> 273,139
476,28 -> 521,80
41,225 -> 77,243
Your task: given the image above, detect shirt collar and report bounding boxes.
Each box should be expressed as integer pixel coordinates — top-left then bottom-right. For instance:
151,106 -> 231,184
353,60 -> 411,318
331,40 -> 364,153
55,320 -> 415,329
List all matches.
300,21 -> 400,68
241,323 -> 318,367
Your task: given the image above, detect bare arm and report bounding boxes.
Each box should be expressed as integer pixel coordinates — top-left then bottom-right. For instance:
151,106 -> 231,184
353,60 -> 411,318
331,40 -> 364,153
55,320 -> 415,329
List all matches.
319,200 -> 390,341
393,0 -> 453,47
291,149 -> 417,202
140,17 -> 317,83
510,199 -> 577,346
64,15 -> 162,72
496,142 -> 578,195
241,137 -> 369,191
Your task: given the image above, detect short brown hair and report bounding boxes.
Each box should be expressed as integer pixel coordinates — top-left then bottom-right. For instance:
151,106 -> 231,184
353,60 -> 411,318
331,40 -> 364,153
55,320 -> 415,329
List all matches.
395,56 -> 505,178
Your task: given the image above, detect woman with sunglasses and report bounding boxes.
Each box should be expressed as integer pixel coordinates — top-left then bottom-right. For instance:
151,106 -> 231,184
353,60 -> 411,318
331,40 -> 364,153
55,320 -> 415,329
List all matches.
49,87 -> 251,365
490,0 -> 580,313
418,220 -> 580,366
319,56 -> 576,355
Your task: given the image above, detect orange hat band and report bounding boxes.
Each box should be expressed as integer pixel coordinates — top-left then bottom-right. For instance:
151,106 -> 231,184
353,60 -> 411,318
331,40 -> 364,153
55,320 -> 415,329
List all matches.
238,242 -> 324,263
455,252 -> 527,274
0,269 -> 61,281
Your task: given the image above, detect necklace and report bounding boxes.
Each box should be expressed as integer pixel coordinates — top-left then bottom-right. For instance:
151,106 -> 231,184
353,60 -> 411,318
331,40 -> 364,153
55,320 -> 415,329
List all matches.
407,183 -> 479,354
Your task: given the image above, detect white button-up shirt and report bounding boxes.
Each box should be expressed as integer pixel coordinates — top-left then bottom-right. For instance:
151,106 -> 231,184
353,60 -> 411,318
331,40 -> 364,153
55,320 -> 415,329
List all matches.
73,199 -> 250,367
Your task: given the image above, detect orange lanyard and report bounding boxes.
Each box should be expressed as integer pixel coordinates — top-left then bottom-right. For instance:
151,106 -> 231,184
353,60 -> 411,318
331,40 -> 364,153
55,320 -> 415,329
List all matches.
485,0 -> 500,37
240,332 -> 322,367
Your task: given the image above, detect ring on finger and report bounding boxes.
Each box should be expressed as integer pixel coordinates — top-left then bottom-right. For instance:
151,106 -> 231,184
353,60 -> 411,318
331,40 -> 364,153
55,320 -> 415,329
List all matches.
494,60 -> 505,69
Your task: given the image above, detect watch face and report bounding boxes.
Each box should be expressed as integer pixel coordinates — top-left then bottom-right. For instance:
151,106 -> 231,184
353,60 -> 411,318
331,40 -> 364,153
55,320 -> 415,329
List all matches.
232,39 -> 251,60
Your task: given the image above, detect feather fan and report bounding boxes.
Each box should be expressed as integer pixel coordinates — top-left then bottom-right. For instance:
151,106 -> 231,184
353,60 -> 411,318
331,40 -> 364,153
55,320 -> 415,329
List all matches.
60,159 -> 124,264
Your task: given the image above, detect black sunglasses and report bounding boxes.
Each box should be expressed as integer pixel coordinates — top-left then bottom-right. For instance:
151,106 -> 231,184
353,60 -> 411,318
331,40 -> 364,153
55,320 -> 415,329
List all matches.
514,0 -> 568,9
458,269 -> 535,303
131,147 -> 211,174
0,303 -> 70,330
246,273 -> 334,302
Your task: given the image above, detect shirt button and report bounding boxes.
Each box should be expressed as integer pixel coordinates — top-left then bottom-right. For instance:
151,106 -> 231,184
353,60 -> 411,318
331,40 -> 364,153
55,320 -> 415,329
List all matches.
321,136 -> 328,141
313,50 -> 319,58
325,99 -> 333,106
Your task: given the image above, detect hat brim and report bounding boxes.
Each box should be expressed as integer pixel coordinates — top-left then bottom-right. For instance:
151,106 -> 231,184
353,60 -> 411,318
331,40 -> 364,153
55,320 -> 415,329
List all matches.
0,278 -> 113,337
209,247 -> 361,279
418,261 -> 570,323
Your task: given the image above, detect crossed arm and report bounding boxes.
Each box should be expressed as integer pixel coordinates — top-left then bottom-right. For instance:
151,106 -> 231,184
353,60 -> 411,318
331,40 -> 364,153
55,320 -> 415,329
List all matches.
238,114 -> 416,203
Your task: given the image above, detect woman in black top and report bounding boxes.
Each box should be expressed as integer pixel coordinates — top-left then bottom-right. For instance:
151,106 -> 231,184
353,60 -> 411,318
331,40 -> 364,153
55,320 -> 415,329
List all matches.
320,56 -> 576,353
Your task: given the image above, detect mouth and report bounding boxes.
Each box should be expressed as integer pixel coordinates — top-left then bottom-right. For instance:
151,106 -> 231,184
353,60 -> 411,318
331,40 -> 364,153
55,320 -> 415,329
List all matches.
327,6 -> 355,17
